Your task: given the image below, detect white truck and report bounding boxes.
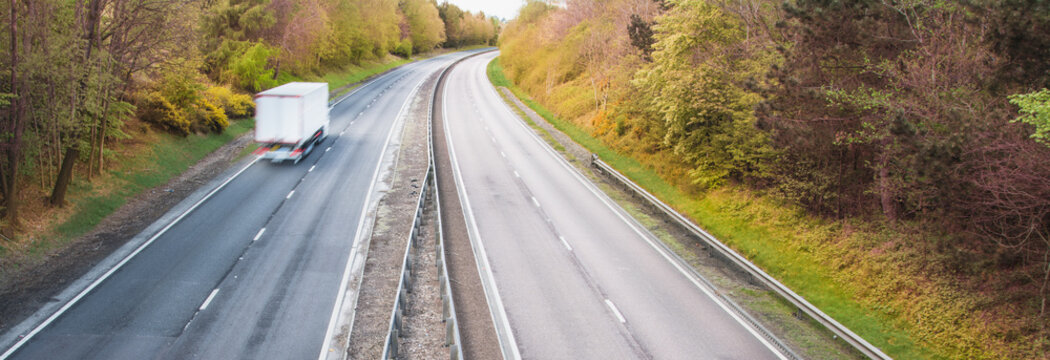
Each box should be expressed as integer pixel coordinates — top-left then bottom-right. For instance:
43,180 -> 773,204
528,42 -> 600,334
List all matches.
253,82 -> 330,163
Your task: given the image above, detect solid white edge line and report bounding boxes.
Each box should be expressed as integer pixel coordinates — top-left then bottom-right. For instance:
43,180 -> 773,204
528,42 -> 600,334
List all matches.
253,228 -> 266,242
604,299 -> 626,324
559,236 -> 573,251
0,157 -> 260,360
316,70 -> 428,360
2,58 -> 431,360
329,71 -> 390,109
531,196 -> 540,208
442,59 -> 523,360
199,289 -> 220,311
484,55 -> 789,360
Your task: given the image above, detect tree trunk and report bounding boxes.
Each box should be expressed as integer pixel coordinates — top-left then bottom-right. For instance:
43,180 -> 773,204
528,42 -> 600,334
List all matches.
272,59 -> 281,82
98,117 -> 105,173
878,153 -> 898,222
49,147 -> 78,207
47,0 -> 102,203
5,147 -> 20,227
1040,243 -> 1049,332
86,119 -> 95,179
4,0 -> 21,228
96,95 -> 111,174
591,77 -> 599,113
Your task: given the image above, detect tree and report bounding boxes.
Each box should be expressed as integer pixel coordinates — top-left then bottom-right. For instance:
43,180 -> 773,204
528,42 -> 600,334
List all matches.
437,2 -> 497,48
636,0 -> 773,188
627,14 -> 653,59
1010,89 -> 1050,147
437,2 -> 463,47
399,0 -> 445,53
51,0 -> 189,207
979,0 -> 1050,89
2,0 -> 26,227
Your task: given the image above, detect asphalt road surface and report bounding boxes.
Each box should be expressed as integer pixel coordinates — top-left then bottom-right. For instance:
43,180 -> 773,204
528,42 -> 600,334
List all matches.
1,51 -> 478,360
441,51 -> 787,360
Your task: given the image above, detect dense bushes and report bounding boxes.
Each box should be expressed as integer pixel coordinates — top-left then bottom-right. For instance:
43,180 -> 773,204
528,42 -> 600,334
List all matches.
138,90 -> 238,136
198,0 -> 494,93
139,92 -> 192,135
138,70 -> 250,136
204,86 -> 255,118
0,0 -> 496,234
499,0 -> 1050,357
438,2 -> 499,48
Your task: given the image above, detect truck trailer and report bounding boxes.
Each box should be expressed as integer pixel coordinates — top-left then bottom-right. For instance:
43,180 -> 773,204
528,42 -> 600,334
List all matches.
253,82 -> 330,163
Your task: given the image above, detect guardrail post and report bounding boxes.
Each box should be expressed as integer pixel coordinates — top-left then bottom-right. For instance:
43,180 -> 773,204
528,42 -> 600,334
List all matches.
449,343 -> 459,360
388,330 -> 399,359
406,251 -> 414,277
395,308 -> 403,332
442,294 -> 450,320
400,288 -> 409,313
445,319 -> 455,346
589,155 -> 889,360
403,269 -> 413,292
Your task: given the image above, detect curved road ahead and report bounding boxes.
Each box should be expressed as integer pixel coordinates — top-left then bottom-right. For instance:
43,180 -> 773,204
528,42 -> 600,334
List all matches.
2,51 -> 478,360
441,52 -> 786,359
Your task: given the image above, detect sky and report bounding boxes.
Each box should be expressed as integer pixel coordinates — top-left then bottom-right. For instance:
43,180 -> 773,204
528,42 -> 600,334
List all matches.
442,0 -> 524,21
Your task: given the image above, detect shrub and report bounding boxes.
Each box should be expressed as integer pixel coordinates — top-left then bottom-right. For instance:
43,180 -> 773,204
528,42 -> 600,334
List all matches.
193,98 -> 229,134
138,92 -> 190,136
204,85 -> 255,118
392,39 -> 413,58
228,42 -> 278,92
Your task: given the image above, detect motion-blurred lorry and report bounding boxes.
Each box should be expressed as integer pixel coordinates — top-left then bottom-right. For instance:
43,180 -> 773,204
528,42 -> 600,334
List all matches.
253,82 -> 330,163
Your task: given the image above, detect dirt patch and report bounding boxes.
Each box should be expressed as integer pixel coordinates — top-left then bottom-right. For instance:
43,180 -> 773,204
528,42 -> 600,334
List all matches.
0,133 -> 254,334
346,73 -> 438,359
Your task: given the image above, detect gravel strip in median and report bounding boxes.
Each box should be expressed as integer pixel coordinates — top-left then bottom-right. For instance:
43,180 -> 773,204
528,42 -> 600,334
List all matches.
394,191 -> 444,359
346,73 -> 441,359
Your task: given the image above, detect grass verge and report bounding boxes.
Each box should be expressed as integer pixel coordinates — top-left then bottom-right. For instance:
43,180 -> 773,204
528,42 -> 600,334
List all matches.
9,53 -> 416,266
276,55 -> 412,99
487,56 -> 932,359
32,118 -> 255,258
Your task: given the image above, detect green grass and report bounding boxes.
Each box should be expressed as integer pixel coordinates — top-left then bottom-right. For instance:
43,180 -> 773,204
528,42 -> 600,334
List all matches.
274,56 -> 412,99
53,118 -> 254,243
487,56 -> 931,359
488,59 -> 569,154
28,54 -> 421,256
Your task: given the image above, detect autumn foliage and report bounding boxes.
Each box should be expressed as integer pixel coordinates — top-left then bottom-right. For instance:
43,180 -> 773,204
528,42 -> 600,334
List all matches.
500,0 -> 1050,357
0,0 -> 498,230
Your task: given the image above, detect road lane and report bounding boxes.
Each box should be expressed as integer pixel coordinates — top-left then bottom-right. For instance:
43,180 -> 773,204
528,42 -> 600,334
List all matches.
442,51 -> 785,359
3,51 -> 477,360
